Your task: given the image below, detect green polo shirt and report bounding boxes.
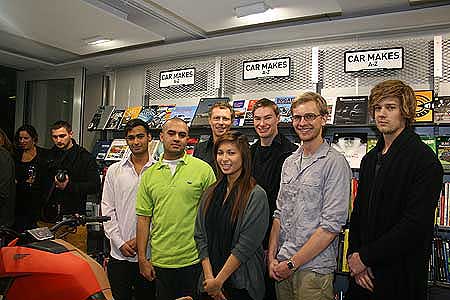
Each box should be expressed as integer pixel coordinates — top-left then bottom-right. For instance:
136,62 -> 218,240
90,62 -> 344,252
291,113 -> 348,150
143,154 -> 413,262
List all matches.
136,153 -> 216,268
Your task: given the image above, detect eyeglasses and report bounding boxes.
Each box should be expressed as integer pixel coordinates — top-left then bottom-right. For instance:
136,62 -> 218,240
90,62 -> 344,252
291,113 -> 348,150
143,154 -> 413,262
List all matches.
292,113 -> 321,122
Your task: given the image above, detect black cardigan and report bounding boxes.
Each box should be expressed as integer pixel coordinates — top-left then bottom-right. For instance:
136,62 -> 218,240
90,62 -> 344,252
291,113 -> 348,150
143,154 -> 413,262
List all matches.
347,128 -> 443,300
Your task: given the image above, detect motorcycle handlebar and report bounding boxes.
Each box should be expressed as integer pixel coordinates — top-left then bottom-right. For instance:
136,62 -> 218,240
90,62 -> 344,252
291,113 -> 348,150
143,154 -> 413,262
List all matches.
50,215 -> 111,233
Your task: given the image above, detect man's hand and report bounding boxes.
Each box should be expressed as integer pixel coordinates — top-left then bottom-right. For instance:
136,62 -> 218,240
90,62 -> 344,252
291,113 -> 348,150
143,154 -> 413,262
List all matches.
268,259 -> 283,281
348,252 -> 367,276
119,238 -> 137,257
354,267 -> 375,292
203,277 -> 223,296
138,259 -> 156,281
54,175 -> 69,190
273,260 -> 294,280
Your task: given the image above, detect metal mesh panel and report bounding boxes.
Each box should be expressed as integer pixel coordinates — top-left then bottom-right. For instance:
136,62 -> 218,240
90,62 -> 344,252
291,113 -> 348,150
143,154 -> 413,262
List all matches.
322,38 -> 433,89
441,39 -> 450,83
221,47 -> 313,96
144,56 -> 218,104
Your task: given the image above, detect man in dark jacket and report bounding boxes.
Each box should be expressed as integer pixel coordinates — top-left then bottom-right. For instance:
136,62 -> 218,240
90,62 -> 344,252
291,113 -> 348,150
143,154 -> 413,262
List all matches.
194,101 -> 234,173
347,80 -> 443,300
251,98 -> 297,300
42,120 -> 101,251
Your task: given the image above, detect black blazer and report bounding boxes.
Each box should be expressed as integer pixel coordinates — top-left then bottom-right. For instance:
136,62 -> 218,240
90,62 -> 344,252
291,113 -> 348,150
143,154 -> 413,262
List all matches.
348,128 -> 443,300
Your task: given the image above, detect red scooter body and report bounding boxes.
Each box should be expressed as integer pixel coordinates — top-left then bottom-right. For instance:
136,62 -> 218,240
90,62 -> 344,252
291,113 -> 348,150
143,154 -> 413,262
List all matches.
0,238 -> 112,300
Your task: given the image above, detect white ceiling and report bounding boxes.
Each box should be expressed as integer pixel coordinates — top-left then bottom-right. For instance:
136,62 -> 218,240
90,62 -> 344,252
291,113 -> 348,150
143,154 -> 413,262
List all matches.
1,0 -> 450,73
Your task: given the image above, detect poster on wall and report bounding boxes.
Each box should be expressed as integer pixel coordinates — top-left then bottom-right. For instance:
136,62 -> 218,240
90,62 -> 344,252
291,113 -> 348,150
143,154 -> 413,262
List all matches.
344,47 -> 403,72
159,68 -> 195,88
414,90 -> 433,123
334,96 -> 368,125
243,57 -> 291,80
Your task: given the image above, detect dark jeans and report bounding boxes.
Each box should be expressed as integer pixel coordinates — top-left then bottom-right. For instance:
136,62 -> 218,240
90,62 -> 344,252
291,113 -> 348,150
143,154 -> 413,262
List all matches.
107,256 -> 155,300
154,263 -> 201,300
200,288 -> 253,300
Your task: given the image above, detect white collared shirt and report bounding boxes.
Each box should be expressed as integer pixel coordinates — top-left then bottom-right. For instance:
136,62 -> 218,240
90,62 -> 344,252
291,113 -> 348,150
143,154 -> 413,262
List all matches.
101,153 -> 154,261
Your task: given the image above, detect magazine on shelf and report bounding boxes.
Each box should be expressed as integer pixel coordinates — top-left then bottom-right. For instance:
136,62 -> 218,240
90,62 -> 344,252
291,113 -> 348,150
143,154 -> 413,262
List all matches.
104,139 -> 130,161
104,109 -> 125,130
331,132 -> 368,169
119,106 -> 142,130
170,105 -> 198,126
92,140 -> 112,161
191,97 -> 230,127
87,106 -> 103,131
232,99 -> 247,127
97,106 -> 115,130
414,90 -> 433,123
421,136 -> 437,154
243,99 -> 259,126
436,136 -> 450,171
148,104 -> 175,128
275,96 -> 295,123
366,137 -> 378,153
137,105 -> 159,126
325,97 -> 336,125
334,96 -> 368,126
434,96 -> 450,124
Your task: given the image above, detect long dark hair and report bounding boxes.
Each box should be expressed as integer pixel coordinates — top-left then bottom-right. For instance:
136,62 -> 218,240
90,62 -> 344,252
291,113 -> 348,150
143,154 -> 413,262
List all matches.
202,131 -> 256,222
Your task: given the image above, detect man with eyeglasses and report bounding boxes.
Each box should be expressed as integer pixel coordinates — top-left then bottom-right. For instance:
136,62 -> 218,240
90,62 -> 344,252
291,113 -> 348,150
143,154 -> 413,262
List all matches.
194,101 -> 234,174
251,98 -> 298,300
101,119 -> 155,300
42,120 -> 101,252
268,92 -> 351,300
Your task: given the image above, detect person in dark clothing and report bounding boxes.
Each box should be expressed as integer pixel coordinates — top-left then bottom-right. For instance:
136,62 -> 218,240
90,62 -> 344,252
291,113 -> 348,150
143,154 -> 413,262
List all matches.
41,120 -> 101,251
13,125 -> 48,231
250,98 -> 297,300
195,131 -> 269,300
347,80 -> 443,300
194,101 -> 234,173
0,135 -> 15,228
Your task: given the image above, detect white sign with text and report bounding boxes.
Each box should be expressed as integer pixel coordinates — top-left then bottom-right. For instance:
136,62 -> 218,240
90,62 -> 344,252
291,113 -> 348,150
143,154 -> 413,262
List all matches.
243,57 -> 290,80
344,48 -> 403,72
159,68 -> 195,88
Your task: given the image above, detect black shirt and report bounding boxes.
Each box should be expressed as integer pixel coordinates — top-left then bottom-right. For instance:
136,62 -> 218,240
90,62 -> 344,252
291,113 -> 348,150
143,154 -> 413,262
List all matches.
250,133 -> 297,247
194,136 -> 217,174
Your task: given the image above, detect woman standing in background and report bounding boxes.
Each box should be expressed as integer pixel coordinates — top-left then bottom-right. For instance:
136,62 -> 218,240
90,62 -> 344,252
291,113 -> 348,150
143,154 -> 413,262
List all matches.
195,131 -> 269,300
14,125 -> 48,231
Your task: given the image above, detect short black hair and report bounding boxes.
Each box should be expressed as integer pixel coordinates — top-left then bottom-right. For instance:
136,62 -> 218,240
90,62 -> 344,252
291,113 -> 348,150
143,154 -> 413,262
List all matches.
51,120 -> 72,132
124,118 -> 151,136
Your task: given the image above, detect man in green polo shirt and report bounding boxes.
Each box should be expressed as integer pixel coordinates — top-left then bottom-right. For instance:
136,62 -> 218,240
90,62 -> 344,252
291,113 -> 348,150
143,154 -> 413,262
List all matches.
136,118 -> 216,300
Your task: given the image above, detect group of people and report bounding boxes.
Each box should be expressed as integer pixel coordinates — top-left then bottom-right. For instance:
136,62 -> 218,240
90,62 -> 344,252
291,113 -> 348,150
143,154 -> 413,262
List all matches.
0,121 -> 101,251
0,79 -> 444,300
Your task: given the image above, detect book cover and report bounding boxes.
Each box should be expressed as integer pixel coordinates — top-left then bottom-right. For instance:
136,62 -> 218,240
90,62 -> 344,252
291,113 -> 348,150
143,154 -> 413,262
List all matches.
331,132 -> 367,169
434,96 -> 450,124
147,140 -> 161,160
325,97 -> 336,125
138,105 -> 159,125
98,106 -> 115,130
87,107 -> 103,131
437,136 -> 450,171
243,99 -> 259,126
91,140 -> 112,161
119,106 -> 142,130
104,109 -> 125,130
232,99 -> 247,127
367,137 -> 378,153
191,97 -> 230,127
104,139 -> 130,161
421,136 -> 437,154
149,104 -> 175,128
170,105 -> 198,126
415,90 -> 433,123
275,96 -> 295,123
334,96 -> 368,125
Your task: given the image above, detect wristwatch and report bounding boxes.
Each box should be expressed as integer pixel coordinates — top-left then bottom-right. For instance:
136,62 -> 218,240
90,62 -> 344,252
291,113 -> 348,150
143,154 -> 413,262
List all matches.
287,258 -> 296,270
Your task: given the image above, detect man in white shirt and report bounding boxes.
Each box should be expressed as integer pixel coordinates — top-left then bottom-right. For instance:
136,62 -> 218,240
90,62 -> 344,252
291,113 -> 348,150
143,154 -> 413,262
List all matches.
102,119 -> 155,300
